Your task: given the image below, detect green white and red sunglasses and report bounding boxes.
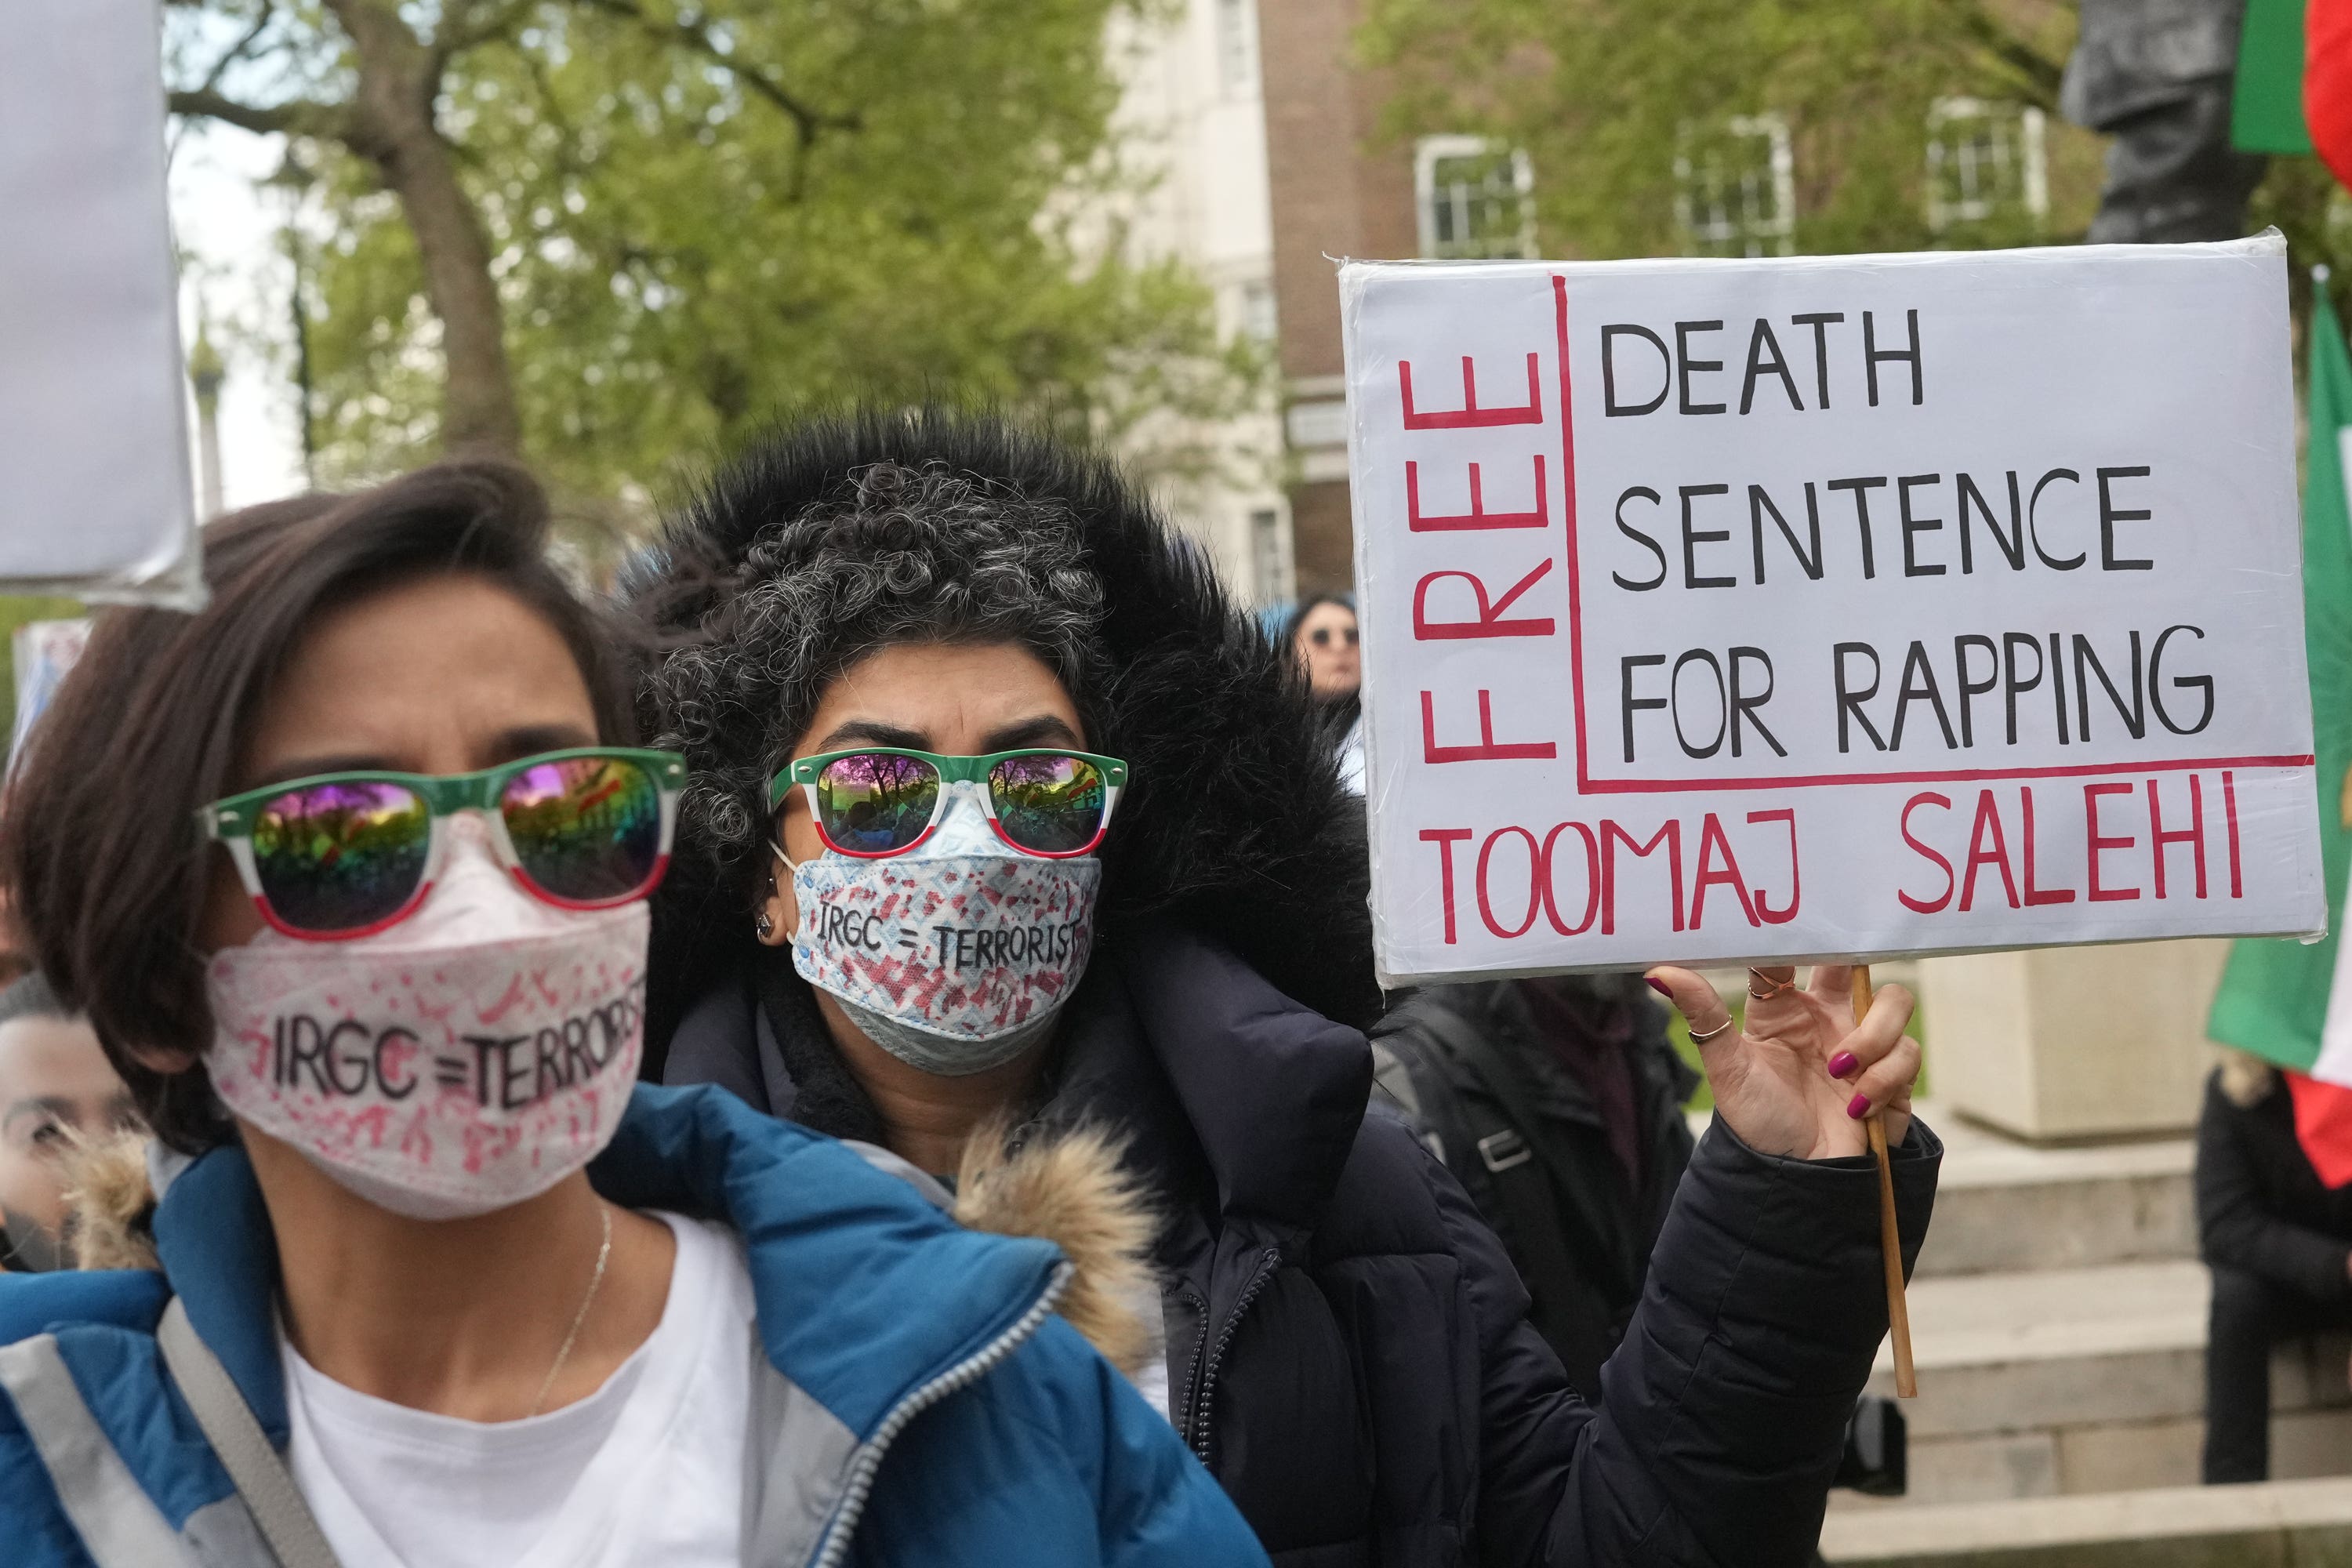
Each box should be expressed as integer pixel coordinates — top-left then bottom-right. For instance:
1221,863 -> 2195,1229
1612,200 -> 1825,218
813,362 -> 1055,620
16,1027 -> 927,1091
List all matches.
201,747 -> 686,940
770,747 -> 1128,859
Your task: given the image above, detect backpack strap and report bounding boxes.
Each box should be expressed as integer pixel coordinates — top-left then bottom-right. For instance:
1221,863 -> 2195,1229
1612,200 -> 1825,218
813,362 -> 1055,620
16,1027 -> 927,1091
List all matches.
156,1298 -> 343,1568
1392,1004 -> 1595,1332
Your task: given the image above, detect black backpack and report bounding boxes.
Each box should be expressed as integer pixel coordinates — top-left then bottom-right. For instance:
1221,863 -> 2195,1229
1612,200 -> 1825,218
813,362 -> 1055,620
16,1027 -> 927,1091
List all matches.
1370,989 -> 1655,1395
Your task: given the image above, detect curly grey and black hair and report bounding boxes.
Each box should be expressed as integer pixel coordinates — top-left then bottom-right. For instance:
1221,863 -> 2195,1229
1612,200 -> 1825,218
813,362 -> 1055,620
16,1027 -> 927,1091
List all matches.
644,459 -> 1113,872
631,408 -> 1381,1062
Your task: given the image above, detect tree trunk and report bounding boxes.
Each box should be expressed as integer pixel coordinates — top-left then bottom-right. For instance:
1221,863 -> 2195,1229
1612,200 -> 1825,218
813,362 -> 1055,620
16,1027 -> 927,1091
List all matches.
328,1 -> 522,457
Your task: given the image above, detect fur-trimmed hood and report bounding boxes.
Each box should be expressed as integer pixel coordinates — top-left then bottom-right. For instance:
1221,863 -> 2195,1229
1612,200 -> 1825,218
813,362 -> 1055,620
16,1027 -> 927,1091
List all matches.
626,410 -> 1379,1065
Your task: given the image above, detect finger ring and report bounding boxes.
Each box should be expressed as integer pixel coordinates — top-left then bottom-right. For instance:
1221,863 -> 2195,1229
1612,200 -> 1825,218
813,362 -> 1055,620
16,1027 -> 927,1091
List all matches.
1689,1016 -> 1736,1043
1747,967 -> 1795,1001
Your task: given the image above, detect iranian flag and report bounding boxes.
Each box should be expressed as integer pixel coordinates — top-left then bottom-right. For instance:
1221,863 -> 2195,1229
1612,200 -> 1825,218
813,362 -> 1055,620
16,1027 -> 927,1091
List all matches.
2210,279 -> 2352,1179
2235,0 -> 2318,154
2237,0 -> 2352,185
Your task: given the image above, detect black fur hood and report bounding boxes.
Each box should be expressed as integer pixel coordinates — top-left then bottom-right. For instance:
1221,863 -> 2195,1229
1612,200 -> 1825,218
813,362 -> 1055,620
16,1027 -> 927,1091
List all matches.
627,409 -> 1378,1063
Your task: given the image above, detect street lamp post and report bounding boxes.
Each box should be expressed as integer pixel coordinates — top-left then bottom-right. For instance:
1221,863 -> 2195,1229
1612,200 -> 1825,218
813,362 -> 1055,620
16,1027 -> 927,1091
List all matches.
188,326 -> 226,519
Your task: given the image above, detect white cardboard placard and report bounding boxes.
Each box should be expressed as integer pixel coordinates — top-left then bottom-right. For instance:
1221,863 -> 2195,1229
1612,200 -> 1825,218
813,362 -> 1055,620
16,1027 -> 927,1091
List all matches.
1343,236 -> 2323,984
0,0 -> 199,604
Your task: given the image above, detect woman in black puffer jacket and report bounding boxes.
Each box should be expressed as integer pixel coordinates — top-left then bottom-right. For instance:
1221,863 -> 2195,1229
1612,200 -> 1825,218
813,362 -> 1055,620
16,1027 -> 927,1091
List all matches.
629,409 -> 1940,1567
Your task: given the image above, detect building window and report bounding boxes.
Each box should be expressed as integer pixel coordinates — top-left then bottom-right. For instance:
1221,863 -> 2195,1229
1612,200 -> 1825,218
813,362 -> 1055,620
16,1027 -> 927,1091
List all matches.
1414,136 -> 1537,260
1926,97 -> 2048,234
1675,114 -> 1795,258
1239,278 -> 1278,343
1215,0 -> 1259,97
1250,508 -> 1290,604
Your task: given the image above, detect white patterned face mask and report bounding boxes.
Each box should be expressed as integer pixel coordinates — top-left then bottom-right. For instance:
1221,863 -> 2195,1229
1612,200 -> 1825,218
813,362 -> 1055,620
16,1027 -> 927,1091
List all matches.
781,789 -> 1100,1076
204,822 -> 648,1221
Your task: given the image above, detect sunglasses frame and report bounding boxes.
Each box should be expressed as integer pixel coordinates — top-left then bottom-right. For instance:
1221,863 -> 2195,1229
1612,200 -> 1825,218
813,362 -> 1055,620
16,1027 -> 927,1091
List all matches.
200,746 -> 687,941
770,746 -> 1129,860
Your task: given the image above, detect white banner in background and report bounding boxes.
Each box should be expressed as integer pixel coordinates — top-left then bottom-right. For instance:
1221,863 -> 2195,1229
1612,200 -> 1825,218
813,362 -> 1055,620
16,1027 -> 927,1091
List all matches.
1344,234 -> 2323,984
0,0 -> 199,604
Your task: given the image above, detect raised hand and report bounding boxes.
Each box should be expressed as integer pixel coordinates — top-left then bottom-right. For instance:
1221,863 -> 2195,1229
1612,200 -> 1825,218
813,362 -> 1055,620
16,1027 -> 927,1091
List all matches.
1645,964 -> 1918,1162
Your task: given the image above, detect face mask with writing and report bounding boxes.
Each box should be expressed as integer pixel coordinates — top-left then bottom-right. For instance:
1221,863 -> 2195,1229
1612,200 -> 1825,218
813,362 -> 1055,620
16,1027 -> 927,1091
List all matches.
204,818 -> 647,1221
783,788 -> 1100,1077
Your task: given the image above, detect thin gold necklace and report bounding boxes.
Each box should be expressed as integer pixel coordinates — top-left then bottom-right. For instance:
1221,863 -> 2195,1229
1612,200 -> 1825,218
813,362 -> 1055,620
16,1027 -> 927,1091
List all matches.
527,1202 -> 613,1417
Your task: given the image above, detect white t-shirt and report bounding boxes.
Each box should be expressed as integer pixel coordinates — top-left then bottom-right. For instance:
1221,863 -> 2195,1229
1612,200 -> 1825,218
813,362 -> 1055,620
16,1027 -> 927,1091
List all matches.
281,1212 -> 756,1568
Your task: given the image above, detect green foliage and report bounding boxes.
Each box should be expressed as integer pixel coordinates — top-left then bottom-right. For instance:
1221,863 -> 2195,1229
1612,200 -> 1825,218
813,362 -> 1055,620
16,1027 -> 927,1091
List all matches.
1357,0 -> 2078,261
172,1 -> 1261,517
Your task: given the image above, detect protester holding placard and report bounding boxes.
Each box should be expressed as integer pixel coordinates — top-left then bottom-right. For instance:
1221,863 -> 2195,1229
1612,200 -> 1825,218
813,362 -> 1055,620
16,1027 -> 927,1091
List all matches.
0,463 -> 1262,1568
636,409 -> 1938,1567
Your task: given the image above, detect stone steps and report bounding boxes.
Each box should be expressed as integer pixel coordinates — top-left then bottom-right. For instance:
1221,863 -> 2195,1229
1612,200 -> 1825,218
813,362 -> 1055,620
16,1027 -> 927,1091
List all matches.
1842,1258 -> 2352,1505
1817,1476 -> 2352,1567
1909,1119 -> 2193,1279
1685,1100 -> 2198,1279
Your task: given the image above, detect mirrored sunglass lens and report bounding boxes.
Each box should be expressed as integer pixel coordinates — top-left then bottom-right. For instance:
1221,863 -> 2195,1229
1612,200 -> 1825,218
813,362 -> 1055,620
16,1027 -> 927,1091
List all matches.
501,755 -> 664,902
989,755 -> 1107,855
814,753 -> 938,854
250,782 -> 431,933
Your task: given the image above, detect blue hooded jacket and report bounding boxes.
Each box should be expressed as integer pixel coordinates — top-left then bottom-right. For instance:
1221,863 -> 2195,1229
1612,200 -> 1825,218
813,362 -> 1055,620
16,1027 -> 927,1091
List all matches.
0,1083 -> 1268,1567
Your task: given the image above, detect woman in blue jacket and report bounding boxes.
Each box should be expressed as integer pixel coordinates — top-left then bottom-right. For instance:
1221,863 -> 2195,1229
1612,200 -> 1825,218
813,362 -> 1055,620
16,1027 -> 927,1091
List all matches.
0,462 -> 1261,1568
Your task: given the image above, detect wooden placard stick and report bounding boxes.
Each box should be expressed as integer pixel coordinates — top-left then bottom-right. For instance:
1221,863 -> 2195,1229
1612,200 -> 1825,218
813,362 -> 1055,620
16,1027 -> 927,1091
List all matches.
1850,964 -> 1917,1399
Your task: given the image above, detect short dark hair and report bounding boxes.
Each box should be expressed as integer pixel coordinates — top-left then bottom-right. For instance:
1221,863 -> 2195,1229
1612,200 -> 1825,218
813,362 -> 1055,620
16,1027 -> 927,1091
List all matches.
0,461 -> 635,1152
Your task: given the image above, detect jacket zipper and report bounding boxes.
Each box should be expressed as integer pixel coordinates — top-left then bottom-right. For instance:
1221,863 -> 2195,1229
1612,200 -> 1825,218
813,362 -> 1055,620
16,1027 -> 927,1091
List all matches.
1188,1247 -> 1281,1463
1173,1285 -> 1210,1439
808,1260 -> 1074,1568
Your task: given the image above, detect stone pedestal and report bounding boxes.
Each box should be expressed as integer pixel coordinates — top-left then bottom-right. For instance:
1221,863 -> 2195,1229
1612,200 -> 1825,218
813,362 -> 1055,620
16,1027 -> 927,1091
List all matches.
1917,940 -> 2232,1142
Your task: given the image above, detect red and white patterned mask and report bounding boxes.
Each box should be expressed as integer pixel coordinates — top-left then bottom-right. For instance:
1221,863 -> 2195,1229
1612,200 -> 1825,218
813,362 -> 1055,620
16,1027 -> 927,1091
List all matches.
785,790 -> 1101,1076
204,825 -> 648,1220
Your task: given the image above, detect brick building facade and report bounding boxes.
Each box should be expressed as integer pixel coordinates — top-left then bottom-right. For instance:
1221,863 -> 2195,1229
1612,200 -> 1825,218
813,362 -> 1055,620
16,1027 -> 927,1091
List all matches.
1258,0 -> 1417,594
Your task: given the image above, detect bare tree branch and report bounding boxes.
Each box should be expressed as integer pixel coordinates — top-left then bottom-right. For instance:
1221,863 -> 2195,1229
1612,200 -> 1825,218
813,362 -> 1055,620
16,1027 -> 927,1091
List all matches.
570,0 -> 858,141
166,86 -> 344,140
196,1 -> 279,96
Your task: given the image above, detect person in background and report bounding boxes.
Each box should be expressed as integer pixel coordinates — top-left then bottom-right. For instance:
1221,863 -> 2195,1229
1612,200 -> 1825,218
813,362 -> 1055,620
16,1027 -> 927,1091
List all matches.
2197,1047 -> 2352,1483
1283,592 -> 1363,793
636,409 -> 1940,1568
0,462 -> 1263,1568
1370,972 -> 1696,1397
0,971 -> 135,1272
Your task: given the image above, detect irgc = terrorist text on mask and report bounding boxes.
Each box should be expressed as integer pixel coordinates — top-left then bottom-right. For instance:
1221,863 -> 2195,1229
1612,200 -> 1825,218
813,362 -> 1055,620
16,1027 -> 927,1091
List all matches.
260,982 -> 645,1112
804,902 -> 1091,972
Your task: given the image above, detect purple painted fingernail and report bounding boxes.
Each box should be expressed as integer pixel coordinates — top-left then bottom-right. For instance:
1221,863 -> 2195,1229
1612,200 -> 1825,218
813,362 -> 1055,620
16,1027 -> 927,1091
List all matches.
1646,977 -> 1672,998
1828,1051 -> 1858,1079
1846,1092 -> 1871,1120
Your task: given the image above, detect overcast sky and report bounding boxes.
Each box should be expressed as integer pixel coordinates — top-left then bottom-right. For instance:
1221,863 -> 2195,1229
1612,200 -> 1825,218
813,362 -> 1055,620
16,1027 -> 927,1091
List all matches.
170,119 -> 308,513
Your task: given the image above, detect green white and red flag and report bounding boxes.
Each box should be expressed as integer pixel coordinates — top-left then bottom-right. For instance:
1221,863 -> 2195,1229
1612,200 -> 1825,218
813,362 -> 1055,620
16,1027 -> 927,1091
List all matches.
2210,279 -> 2352,1178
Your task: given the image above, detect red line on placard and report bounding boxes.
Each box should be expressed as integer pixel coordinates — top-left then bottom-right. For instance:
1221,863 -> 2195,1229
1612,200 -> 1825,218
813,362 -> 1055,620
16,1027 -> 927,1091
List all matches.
1552,274 -> 1591,793
1573,753 -> 2314,795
